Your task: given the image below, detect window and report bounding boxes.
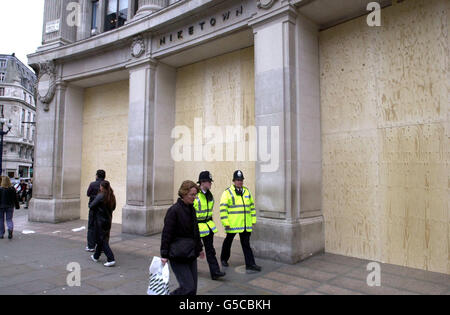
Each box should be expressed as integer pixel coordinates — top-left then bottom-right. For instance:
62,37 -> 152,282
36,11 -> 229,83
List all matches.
0,72 -> 5,82
0,59 -> 6,68
21,109 -> 25,136
0,87 -> 4,96
29,95 -> 32,104
0,105 -> 3,117
134,0 -> 139,15
27,112 -> 31,140
104,0 -> 128,32
24,92 -> 27,101
91,0 -> 99,33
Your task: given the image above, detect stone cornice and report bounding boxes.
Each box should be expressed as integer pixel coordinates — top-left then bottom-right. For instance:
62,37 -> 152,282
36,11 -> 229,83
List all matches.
28,0 -> 229,66
248,2 -> 298,31
0,97 -> 37,111
125,56 -> 158,71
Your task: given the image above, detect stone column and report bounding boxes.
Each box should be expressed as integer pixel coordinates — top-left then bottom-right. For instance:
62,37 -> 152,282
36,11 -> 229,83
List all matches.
29,64 -> 84,223
41,0 -> 77,48
77,0 -> 91,41
135,0 -> 168,17
249,4 -> 324,264
122,57 -> 176,235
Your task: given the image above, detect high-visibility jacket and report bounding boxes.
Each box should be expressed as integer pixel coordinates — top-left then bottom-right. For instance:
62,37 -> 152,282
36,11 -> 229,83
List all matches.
220,185 -> 256,233
193,190 -> 218,238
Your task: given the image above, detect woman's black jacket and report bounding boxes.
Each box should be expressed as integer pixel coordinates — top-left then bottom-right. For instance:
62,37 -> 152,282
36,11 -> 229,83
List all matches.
160,198 -> 203,260
89,193 -> 115,231
0,187 -> 20,209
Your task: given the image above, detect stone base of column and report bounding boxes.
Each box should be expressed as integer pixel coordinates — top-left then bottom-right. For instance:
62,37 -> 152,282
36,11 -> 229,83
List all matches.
29,198 -> 81,223
252,216 -> 325,264
122,204 -> 169,236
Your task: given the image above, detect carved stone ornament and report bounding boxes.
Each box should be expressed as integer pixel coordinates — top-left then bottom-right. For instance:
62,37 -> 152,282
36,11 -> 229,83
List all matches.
257,0 -> 277,10
131,35 -> 145,58
35,61 -> 56,111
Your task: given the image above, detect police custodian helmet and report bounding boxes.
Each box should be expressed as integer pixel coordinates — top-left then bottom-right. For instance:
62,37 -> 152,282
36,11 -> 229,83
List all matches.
197,170 -> 213,183
233,170 -> 245,181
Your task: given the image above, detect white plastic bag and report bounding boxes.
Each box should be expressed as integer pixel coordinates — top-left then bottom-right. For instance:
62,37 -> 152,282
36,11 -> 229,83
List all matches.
147,256 -> 170,295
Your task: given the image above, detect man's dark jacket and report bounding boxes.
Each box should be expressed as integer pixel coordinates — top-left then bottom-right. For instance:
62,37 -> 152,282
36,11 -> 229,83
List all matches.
87,179 -> 102,203
160,198 -> 203,260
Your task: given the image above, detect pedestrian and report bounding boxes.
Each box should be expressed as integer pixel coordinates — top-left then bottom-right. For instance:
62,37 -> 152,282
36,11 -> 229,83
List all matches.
160,180 -> 205,295
220,170 -> 261,273
85,169 -> 106,252
89,180 -> 116,267
20,180 -> 27,204
0,176 -> 20,239
24,179 -> 32,209
193,171 -> 226,280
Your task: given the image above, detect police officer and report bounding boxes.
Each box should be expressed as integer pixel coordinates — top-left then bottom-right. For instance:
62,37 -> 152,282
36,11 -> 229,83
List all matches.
193,171 -> 226,280
219,170 -> 261,273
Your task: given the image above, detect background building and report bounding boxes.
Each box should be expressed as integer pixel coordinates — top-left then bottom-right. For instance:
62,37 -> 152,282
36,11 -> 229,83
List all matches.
0,53 -> 36,178
28,0 -> 449,274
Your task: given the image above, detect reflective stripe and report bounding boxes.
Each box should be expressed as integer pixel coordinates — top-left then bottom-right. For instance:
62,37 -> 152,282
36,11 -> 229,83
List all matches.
220,209 -> 228,213
228,205 -> 247,209
197,210 -> 209,214
227,188 -> 235,205
221,216 -> 228,220
245,196 -> 250,198
228,211 -> 251,215
226,227 -> 253,231
196,197 -> 201,210
220,203 -> 228,207
199,230 -> 210,235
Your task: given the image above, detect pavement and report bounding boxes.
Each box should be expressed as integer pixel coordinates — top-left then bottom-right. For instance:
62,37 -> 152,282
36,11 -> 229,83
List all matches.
0,208 -> 449,295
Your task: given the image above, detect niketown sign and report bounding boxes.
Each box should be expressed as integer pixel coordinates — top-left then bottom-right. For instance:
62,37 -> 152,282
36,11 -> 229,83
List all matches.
154,3 -> 249,53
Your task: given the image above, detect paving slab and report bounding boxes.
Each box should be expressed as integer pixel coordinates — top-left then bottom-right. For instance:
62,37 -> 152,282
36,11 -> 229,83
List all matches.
0,209 -> 449,295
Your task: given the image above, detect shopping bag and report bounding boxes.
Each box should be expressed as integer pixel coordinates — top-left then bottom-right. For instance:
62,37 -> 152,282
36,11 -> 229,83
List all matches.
147,256 -> 170,295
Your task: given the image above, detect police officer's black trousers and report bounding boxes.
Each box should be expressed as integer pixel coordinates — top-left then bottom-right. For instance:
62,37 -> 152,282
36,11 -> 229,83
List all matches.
220,231 -> 256,267
201,231 -> 221,277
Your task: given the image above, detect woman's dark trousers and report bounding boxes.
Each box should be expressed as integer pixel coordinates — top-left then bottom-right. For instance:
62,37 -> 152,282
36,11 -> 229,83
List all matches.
93,222 -> 115,262
169,259 -> 198,295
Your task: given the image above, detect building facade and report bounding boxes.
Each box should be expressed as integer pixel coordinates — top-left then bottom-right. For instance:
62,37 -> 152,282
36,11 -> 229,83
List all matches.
28,0 -> 449,274
0,54 -> 36,179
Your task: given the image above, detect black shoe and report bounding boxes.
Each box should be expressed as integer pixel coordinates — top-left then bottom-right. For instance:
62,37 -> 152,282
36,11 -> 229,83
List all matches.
211,271 -> 226,280
8,230 -> 13,240
221,260 -> 229,267
246,264 -> 262,272
0,235 -> 3,239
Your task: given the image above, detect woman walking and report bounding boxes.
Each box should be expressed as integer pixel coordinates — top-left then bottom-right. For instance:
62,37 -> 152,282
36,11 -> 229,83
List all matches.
161,180 -> 205,295
0,176 -> 20,239
89,180 -> 116,267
